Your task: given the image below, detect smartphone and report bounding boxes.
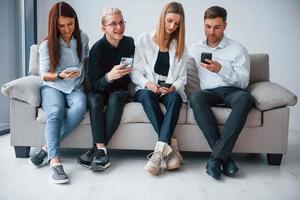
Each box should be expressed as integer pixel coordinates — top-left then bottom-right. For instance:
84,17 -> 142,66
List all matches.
120,57 -> 133,68
159,82 -> 172,88
62,67 -> 80,74
201,52 -> 212,64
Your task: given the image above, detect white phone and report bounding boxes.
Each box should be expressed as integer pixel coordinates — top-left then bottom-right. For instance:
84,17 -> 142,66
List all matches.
120,57 -> 133,68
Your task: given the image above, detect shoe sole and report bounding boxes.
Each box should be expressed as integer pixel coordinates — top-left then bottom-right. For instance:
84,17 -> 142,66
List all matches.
206,169 -> 221,180
28,157 -> 46,168
77,159 -> 92,169
49,175 -> 69,184
89,162 -> 111,171
167,163 -> 181,171
144,166 -> 160,176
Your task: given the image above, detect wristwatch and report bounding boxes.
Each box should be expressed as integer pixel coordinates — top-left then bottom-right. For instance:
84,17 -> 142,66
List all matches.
57,72 -> 64,80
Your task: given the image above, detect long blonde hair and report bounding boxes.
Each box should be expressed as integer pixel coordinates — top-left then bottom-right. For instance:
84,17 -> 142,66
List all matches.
154,2 -> 185,60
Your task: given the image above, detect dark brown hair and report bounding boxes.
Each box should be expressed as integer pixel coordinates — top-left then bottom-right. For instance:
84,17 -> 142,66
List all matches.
204,6 -> 227,22
47,1 -> 82,72
154,2 -> 185,60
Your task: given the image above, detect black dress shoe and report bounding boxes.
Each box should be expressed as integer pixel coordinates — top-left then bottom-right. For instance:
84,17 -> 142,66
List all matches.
206,157 -> 222,179
222,157 -> 239,177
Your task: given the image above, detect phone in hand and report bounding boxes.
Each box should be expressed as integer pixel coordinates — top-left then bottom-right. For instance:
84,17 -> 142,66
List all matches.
120,57 -> 133,68
61,67 -> 80,79
159,82 -> 172,88
201,52 -> 212,64
62,67 -> 80,74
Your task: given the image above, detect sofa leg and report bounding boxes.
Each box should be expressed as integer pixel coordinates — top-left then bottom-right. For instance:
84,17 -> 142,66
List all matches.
14,146 -> 30,158
267,153 -> 283,165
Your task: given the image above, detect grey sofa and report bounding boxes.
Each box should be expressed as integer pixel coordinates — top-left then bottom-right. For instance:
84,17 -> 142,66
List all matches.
1,45 -> 297,165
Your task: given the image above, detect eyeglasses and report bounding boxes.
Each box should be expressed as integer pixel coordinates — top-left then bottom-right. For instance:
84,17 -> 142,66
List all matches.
105,20 -> 126,28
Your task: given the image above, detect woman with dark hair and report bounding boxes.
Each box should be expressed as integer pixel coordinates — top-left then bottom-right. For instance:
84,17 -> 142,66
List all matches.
131,2 -> 187,176
28,1 -> 89,184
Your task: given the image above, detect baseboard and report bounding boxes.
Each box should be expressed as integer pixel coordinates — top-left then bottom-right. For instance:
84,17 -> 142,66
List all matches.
0,124 -> 10,135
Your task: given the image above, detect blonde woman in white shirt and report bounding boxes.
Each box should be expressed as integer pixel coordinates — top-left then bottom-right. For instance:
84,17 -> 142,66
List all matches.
131,2 -> 187,176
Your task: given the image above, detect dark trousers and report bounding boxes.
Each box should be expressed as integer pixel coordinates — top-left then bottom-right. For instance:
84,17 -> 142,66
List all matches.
134,89 -> 182,144
190,86 -> 253,161
89,90 -> 130,145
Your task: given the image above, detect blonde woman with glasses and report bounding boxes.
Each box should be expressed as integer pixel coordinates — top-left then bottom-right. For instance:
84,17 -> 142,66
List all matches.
131,2 -> 187,176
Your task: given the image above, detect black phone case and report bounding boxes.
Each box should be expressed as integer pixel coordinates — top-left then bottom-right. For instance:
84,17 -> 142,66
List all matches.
159,83 -> 172,88
201,52 -> 212,64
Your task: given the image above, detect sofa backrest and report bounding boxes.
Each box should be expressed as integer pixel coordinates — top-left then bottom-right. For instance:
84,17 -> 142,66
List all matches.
28,45 -> 270,98
184,54 -> 270,98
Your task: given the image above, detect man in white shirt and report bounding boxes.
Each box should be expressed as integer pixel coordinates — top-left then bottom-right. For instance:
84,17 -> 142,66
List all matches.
190,6 -> 253,180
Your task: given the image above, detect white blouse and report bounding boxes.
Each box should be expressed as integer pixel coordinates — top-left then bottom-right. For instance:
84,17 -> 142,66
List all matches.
131,31 -> 188,102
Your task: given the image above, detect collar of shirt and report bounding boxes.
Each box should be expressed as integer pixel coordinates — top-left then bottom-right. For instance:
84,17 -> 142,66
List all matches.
102,34 -> 124,50
200,35 -> 228,50
59,36 -> 77,49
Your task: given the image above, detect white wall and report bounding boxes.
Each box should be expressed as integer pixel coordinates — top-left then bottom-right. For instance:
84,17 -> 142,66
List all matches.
37,0 -> 300,129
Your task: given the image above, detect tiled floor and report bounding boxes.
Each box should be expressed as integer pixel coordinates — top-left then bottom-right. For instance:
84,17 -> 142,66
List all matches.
0,130 -> 299,200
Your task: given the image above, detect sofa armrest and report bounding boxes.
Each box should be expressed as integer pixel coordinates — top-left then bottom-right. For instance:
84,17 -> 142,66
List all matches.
248,81 -> 297,111
1,76 -> 43,107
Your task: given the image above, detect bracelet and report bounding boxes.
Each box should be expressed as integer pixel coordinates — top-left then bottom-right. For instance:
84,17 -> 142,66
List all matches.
57,72 -> 64,80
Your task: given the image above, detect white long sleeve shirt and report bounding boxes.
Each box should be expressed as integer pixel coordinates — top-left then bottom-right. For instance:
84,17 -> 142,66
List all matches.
131,31 -> 188,102
190,35 -> 250,90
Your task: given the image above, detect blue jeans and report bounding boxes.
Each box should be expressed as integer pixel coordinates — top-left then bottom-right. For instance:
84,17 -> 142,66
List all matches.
41,86 -> 87,162
134,89 -> 182,144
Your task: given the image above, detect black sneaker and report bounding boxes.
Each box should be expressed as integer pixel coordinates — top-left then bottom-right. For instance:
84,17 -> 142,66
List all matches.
90,149 -> 111,171
49,164 -> 69,184
77,146 -> 97,168
28,147 -> 48,167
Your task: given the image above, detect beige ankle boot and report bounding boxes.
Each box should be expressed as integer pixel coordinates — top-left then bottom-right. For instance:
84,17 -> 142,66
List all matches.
144,141 -> 172,175
167,137 -> 183,170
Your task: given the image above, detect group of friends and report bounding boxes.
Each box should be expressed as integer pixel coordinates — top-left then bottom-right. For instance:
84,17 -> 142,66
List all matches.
28,1 -> 253,184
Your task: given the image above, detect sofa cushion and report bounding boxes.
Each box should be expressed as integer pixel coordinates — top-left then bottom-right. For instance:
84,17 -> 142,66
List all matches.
121,102 -> 187,124
36,102 -> 188,124
185,56 -> 200,99
249,54 -> 269,84
248,81 -> 297,111
186,105 -> 262,127
1,76 -> 43,107
37,109 -> 91,125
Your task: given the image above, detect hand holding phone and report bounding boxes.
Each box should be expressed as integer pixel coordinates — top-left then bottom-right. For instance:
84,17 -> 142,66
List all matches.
61,67 -> 80,79
62,67 -> 80,74
158,82 -> 175,95
120,57 -> 133,68
201,52 -> 212,64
